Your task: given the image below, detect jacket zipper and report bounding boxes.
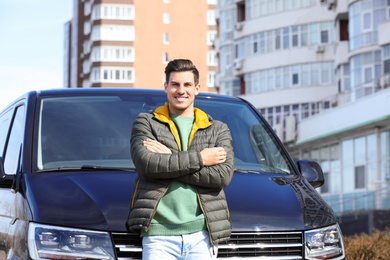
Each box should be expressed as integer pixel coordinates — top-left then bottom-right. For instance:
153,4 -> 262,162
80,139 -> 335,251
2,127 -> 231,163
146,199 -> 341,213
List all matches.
130,179 -> 140,209
145,180 -> 172,232
194,186 -> 214,245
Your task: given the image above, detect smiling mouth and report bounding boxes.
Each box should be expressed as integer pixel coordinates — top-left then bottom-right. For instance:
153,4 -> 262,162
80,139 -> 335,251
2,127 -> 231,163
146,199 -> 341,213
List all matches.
175,96 -> 188,102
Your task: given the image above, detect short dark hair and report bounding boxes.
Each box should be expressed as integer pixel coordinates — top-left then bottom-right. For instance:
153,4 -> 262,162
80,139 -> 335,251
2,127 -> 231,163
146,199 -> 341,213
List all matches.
164,59 -> 199,85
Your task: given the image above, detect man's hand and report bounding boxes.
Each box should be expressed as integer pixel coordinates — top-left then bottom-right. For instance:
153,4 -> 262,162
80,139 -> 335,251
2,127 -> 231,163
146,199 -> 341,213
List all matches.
200,147 -> 227,166
144,139 -> 227,166
143,139 -> 172,154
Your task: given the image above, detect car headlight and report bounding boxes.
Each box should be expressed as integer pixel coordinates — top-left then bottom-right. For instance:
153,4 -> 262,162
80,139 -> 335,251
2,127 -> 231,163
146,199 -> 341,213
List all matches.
304,224 -> 345,259
28,223 -> 115,260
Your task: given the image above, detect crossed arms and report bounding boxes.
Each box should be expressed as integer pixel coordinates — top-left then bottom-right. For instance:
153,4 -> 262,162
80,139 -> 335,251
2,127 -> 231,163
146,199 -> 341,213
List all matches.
130,113 -> 235,189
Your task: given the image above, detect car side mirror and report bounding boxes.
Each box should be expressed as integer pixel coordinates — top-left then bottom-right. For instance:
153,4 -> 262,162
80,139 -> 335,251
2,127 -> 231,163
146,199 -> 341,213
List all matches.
296,160 -> 324,188
0,157 -> 16,189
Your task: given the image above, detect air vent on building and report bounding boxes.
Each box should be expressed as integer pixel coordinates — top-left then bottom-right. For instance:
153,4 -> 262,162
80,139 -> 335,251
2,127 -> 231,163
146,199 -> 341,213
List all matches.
235,22 -> 243,31
234,59 -> 243,70
381,75 -> 390,88
314,45 -> 325,53
328,0 -> 336,9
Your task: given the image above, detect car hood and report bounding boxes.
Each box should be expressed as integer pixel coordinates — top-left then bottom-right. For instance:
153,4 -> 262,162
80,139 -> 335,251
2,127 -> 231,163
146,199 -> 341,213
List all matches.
24,171 -> 336,232
225,172 -> 336,231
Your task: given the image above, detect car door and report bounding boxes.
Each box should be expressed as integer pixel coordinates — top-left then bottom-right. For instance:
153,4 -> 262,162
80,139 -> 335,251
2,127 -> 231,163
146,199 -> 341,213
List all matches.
0,104 -> 29,260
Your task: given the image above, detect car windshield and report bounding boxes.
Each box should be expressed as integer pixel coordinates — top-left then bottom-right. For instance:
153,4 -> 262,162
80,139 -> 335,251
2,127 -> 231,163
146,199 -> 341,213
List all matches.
35,94 -> 293,175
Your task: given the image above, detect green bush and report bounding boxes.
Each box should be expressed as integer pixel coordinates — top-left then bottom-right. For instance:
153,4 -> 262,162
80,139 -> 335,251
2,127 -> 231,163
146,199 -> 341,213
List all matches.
344,229 -> 390,259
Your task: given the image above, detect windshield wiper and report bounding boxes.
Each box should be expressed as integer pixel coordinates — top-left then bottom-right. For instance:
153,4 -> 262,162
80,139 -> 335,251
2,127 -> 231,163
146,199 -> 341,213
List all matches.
235,169 -> 263,174
37,165 -> 137,173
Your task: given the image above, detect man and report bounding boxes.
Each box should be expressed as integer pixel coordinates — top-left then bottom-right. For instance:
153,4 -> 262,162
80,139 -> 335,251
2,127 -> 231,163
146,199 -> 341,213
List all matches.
127,59 -> 235,259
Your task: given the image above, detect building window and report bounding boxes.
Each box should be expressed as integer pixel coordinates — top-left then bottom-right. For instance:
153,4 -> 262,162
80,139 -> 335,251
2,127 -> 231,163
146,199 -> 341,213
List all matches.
92,4 -> 134,20
92,25 -> 134,41
220,8 -> 235,42
342,63 -> 351,91
163,13 -> 170,24
355,166 -> 365,189
207,31 -> 217,46
207,71 -> 216,87
163,33 -> 169,45
207,51 -> 218,66
385,59 -> 390,75
320,22 -> 330,43
283,27 -> 290,49
292,73 -> 299,85
253,41 -> 258,53
245,0 -> 317,19
244,61 -> 335,95
231,21 -> 335,61
291,26 -> 298,47
340,134 -> 377,198
235,38 -> 245,59
321,172 -> 329,193
84,1 -> 92,16
163,52 -> 169,64
349,0 -> 389,50
275,30 -> 281,50
350,50 -> 382,100
384,44 -> 390,75
84,21 -> 91,35
92,67 -> 134,83
207,10 -> 216,25
92,46 -> 134,62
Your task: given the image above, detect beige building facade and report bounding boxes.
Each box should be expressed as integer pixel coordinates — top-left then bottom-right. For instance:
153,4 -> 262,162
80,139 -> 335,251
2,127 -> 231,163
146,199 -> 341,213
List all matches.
64,0 -> 218,92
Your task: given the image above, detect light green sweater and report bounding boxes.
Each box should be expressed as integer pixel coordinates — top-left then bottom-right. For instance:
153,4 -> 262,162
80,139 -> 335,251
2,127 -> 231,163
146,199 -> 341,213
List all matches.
141,113 -> 206,236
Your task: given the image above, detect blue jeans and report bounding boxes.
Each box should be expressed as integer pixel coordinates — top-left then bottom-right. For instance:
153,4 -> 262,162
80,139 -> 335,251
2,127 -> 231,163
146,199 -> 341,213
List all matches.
142,230 -> 217,260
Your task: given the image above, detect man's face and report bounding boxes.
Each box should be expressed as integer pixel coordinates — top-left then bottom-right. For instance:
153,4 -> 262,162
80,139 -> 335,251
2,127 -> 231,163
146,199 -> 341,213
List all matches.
164,71 -> 200,117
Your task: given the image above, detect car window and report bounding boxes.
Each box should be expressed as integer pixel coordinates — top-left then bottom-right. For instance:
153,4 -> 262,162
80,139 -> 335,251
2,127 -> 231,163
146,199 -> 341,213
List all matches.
35,94 -> 293,175
0,108 -> 13,157
195,98 -> 292,174
4,105 -> 25,175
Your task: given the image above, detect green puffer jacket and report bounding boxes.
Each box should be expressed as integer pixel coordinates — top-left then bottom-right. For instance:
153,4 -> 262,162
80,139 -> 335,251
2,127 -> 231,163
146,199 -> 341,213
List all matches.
127,103 -> 235,245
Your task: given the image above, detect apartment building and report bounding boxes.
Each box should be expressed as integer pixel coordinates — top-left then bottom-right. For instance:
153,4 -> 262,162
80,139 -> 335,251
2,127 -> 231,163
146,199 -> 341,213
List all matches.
216,0 -> 338,143
215,0 -> 390,233
64,0 -> 218,92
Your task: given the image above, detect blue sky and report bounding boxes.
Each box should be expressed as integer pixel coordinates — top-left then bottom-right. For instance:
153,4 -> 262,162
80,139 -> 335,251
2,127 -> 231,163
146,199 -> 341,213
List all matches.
0,0 -> 73,110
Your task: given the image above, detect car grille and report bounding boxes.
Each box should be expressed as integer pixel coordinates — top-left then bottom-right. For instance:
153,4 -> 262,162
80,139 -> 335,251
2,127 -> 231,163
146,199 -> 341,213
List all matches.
112,232 -> 142,260
112,231 -> 303,260
217,231 -> 303,259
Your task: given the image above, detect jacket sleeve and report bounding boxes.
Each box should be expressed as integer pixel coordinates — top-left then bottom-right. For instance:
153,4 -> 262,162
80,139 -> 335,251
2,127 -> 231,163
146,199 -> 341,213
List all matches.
130,113 -> 204,179
177,122 -> 235,189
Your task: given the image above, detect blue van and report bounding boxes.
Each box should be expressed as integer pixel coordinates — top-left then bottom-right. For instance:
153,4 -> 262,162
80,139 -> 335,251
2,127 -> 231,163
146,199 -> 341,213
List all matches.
0,88 -> 345,259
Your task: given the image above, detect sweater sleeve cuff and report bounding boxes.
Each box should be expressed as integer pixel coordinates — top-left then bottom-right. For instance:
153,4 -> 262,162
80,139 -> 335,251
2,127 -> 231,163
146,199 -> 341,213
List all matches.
197,151 -> 204,168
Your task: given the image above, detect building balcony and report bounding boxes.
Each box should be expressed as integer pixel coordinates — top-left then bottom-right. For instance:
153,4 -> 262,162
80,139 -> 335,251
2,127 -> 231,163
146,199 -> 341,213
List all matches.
296,87 -> 390,147
334,0 -> 349,20
378,20 -> 390,46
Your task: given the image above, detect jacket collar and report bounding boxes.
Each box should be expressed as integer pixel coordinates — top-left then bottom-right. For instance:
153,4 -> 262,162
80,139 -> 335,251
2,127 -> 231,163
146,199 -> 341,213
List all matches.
153,103 -> 212,129
153,103 -> 212,150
